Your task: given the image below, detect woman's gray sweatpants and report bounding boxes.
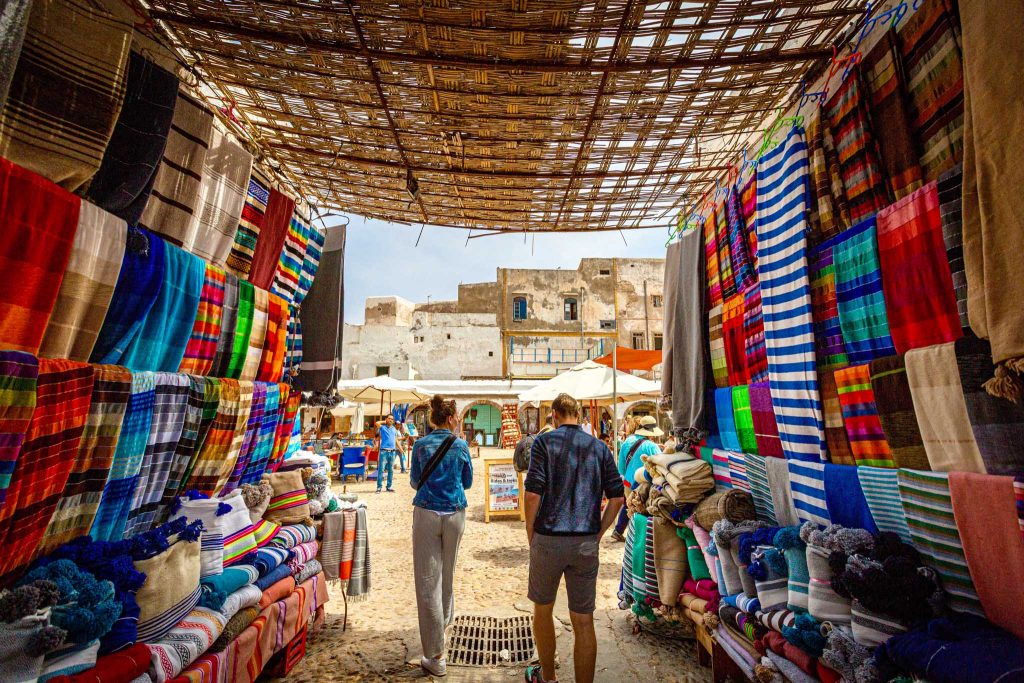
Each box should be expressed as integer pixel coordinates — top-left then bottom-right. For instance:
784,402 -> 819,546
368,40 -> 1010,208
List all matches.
412,506 -> 466,659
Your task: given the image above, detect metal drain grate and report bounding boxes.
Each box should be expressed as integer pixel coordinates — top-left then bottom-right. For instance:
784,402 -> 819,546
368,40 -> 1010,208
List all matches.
446,615 -> 535,667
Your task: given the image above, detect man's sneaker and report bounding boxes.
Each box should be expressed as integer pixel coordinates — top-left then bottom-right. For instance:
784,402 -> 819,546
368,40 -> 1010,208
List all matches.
375,489 -> 381,494
421,656 -> 447,677
386,488 -> 396,493
610,531 -> 625,542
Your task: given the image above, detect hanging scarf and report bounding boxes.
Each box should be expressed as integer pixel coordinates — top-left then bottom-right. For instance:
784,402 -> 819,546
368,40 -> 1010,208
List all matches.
226,174 -> 269,278
248,188 -> 295,289
295,225 -> 324,305
347,507 -> 371,599
155,376 -> 218,522
741,284 -> 768,383
187,126 -> 254,266
257,293 -> 288,382
715,202 -> 736,300
319,511 -> 344,582
268,390 -> 300,472
241,383 -> 280,486
223,382 -> 266,494
182,379 -> 249,495
210,273 -> 240,377
0,351 -> 38,508
227,281 -> 255,379
180,264 -> 227,376
721,294 -> 748,385
805,115 -> 851,244
271,211 -> 311,305
731,386 -> 757,454
835,363 -> 895,468
240,287 -> 269,382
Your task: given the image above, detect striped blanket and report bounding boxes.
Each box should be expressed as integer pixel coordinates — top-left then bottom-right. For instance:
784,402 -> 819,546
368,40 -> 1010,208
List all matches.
227,175 -> 270,278
877,182 -> 962,353
248,188 -> 295,289
936,168 -> 968,328
228,281 -> 255,379
183,379 -> 249,495
727,186 -> 756,292
727,451 -> 749,493
806,116 -> 851,244
211,273 -> 240,377
825,74 -> 890,225
139,90 -> 214,247
155,376 -> 216,524
241,383 -> 281,486
39,202 -> 126,362
857,466 -> 911,542
177,378 -> 222,493
832,218 -> 897,364
710,448 -> 732,491
704,207 -> 723,310
188,126 -> 253,266
271,211 -> 311,305
835,363 -> 895,468
754,127 -> 825,462
0,0 -> 131,191
722,294 -> 748,385
121,241 -> 206,373
743,453 -> 775,523
0,359 -> 93,585
742,284 -> 768,383
179,264 -> 226,376
90,372 -> 156,542
898,469 -> 983,616
0,351 -> 38,507
716,202 -> 736,300
37,365 -> 131,555
715,388 -> 741,452
786,459 -> 830,527
223,382 -> 266,495
148,607 -> 227,683
748,381 -> 782,458
268,391 -> 301,472
295,225 -> 324,305
731,385 -> 757,454
869,355 -> 928,470
86,52 -> 179,225
258,294 -> 288,382
764,456 -> 798,526
91,227 -> 166,365
708,304 -> 728,389
123,373 -> 190,536
0,158 -> 80,355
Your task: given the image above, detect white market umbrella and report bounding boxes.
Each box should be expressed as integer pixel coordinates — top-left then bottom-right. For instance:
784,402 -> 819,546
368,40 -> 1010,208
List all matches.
337,375 -> 431,404
517,360 -> 661,404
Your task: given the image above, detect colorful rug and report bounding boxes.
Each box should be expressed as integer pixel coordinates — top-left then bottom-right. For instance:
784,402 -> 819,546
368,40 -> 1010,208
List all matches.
258,293 -> 288,382
271,211 -> 311,305
210,273 -> 240,378
155,376 -> 218,523
240,287 -> 268,382
0,351 -> 38,508
805,115 -> 851,243
223,382 -> 266,494
832,218 -> 897,364
227,280 -> 255,379
38,202 -> 126,362
835,363 -> 895,468
226,174 -> 269,278
0,0 -> 131,192
179,264 -> 226,376
753,127 -> 825,462
188,126 -> 253,267
742,283 -> 768,383
722,294 -> 748,385
183,379 -> 251,496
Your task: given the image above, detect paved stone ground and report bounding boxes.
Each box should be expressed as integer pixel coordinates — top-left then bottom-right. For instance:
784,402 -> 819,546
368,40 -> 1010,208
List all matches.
288,449 -> 711,682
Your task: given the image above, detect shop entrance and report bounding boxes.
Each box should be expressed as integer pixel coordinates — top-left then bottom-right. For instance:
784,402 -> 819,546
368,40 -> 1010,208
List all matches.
462,402 -> 501,446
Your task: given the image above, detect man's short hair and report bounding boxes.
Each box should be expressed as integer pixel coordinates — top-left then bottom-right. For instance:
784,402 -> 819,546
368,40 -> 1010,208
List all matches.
551,393 -> 580,419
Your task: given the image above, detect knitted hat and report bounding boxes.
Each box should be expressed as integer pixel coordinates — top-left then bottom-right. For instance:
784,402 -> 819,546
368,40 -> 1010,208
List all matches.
773,526 -> 808,612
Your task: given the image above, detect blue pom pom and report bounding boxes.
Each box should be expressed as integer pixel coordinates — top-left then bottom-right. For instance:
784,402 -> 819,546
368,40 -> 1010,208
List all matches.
217,502 -> 232,516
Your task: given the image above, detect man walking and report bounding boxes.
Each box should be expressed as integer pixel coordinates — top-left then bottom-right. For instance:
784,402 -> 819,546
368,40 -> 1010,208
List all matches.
523,394 -> 625,683
375,415 -> 403,493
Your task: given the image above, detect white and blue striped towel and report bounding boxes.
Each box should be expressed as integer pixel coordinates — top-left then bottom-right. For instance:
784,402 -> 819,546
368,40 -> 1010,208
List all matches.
787,459 -> 831,527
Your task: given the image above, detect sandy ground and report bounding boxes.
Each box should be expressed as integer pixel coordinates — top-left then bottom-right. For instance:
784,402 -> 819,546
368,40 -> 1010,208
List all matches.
288,449 -> 711,683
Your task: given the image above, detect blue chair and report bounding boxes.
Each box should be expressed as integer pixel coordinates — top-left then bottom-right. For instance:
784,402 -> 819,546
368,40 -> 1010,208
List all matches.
341,446 -> 367,482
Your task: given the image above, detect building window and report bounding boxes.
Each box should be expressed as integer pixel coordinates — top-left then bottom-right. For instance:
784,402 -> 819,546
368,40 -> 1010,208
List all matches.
512,296 -> 527,321
413,336 -> 423,343
631,333 -> 645,350
564,297 -> 579,321
488,351 -> 494,357
599,268 -> 611,276
652,295 -> 663,308
447,334 -> 451,340
375,365 -> 390,376
599,320 -> 616,330
653,334 -> 663,351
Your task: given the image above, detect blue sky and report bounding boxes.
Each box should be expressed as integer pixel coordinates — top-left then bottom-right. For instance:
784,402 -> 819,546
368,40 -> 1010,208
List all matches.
334,216 -> 670,324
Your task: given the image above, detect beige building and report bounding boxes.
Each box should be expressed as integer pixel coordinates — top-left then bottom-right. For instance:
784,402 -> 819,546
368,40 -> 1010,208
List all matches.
341,257 -> 665,382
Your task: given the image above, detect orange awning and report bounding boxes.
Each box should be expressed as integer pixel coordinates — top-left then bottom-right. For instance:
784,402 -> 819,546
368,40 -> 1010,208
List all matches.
593,347 -> 662,373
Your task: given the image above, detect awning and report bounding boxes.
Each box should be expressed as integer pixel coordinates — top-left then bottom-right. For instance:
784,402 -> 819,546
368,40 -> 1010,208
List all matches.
593,347 -> 662,373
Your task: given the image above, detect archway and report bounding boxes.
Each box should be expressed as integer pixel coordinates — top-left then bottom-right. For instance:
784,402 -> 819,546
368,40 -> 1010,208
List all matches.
461,401 -> 503,447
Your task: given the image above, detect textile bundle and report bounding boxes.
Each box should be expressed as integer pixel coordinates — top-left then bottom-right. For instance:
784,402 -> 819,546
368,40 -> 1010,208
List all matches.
187,126 -> 254,266
0,0 -> 131,191
753,128 -> 825,462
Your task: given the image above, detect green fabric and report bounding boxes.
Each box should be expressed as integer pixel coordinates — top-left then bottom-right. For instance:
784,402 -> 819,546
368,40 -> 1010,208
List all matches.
631,513 -> 648,604
228,281 -> 255,379
178,378 -> 221,495
731,385 -> 758,454
677,525 -> 711,580
698,446 -> 715,466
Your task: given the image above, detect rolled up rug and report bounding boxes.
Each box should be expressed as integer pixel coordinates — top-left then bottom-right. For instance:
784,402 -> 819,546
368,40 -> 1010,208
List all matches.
801,523 -> 874,625
207,605 -> 259,654
651,516 -> 687,606
247,546 -> 291,577
676,525 -> 711,580
255,562 -> 292,594
271,523 -> 316,549
694,489 -> 757,530
257,571 -> 295,609
198,565 -> 258,611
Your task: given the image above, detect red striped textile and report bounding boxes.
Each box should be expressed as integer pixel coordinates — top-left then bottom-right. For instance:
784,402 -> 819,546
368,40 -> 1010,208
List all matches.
742,285 -> 768,384
180,264 -> 227,376
876,181 -> 961,353
267,389 -> 299,473
248,188 -> 295,290
257,293 -> 289,382
705,208 -> 722,310
0,358 -> 94,585
722,293 -> 748,385
834,363 -> 894,468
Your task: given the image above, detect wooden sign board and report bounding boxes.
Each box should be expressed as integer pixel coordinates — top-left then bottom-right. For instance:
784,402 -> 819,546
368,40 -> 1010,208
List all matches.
484,457 -> 525,523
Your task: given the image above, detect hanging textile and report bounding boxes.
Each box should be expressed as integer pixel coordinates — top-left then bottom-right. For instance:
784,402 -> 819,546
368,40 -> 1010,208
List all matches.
861,30 -> 924,200
248,188 -> 295,289
741,284 -> 768,383
743,453 -> 774,523
832,218 -> 897,364
704,209 -> 723,311
722,294 -> 748,385
715,202 -> 736,300
0,157 -> 80,354
227,280 -> 255,379
241,384 -> 281,486
731,386 -> 757,455
764,456 -> 797,527
226,174 -> 269,278
123,373 -> 190,536
825,73 -> 890,225
86,52 -> 179,225
295,225 -> 324,305
960,0 -> 1024,390
714,388 -> 741,452
271,211 -> 311,305
823,463 -> 877,534
294,225 -> 344,391
708,304 -> 728,389
139,90 -> 214,246
0,352 -> 37,508
0,0 -> 131,192
898,470 -> 983,616
257,293 -> 288,382
727,451 -> 748,492
37,364 -> 131,555
876,182 -> 961,353
89,371 -> 155,542
726,187 -> 755,293
90,227 -> 166,365
156,376 -> 217,522
805,115 -> 851,244
182,379 -> 247,495
39,202 -> 126,362
834,363 -> 895,469
786,460 -> 830,527
210,273 -> 240,377
120,241 -> 206,373
740,175 -> 758,268
869,355 -> 928,470
240,286 -> 269,381
904,342 -> 984,473
500,403 -> 520,449
949,472 -> 1024,639
0,358 -> 93,585
898,0 -> 964,181
748,381 -> 782,459
268,390 -> 300,473
856,466 -> 911,543
179,264 -> 226,376
753,127 -> 825,462
188,126 -> 254,266
223,382 -> 266,494
936,167 -> 968,329
0,0 -> 31,108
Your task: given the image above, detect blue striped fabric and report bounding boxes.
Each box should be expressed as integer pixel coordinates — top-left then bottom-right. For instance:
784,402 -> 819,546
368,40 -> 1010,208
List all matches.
715,387 -> 742,451
711,448 -> 733,491
787,459 -> 831,527
727,451 -> 749,492
754,128 -> 826,462
241,382 -> 280,485
744,453 -> 776,523
857,466 -> 911,542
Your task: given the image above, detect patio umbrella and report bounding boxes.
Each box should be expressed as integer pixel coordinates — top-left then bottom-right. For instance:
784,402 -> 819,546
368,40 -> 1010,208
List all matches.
517,360 -> 661,404
337,375 -> 431,419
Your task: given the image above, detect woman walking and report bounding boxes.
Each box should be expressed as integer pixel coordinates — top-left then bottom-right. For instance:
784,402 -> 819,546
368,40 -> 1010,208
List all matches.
410,395 -> 474,677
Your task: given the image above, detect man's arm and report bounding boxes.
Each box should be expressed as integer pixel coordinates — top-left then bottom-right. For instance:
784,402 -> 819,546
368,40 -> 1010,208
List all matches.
599,444 -> 627,541
597,497 -> 625,541
523,437 -> 548,545
524,492 -> 541,546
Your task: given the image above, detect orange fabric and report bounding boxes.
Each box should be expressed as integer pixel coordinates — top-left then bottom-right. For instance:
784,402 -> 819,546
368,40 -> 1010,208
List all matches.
593,347 -> 663,372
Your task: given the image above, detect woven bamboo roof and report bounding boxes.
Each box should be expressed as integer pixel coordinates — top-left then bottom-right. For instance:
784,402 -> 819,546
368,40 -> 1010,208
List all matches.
142,0 -> 864,232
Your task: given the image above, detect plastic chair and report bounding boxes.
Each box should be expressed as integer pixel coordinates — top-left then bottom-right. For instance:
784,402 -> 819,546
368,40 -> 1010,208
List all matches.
340,446 -> 367,483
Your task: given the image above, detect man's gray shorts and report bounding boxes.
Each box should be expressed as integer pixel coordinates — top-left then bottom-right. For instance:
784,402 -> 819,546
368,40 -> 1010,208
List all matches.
528,533 -> 600,613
